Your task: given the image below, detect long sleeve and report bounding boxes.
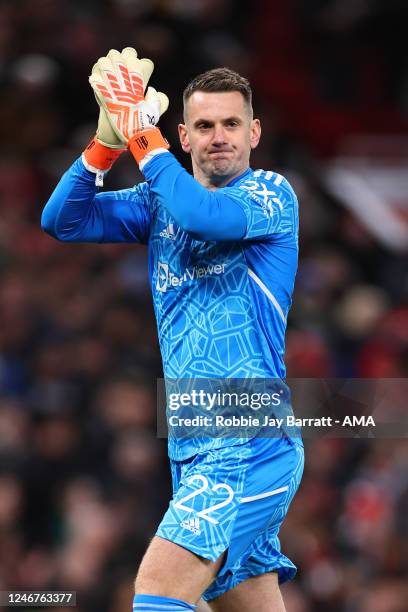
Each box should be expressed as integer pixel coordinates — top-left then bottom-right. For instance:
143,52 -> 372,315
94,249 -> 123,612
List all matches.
143,153 -> 298,243
41,157 -> 151,244
142,153 -> 248,241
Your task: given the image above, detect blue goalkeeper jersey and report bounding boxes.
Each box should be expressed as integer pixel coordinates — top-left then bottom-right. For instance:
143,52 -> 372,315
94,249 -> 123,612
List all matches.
42,152 -> 299,460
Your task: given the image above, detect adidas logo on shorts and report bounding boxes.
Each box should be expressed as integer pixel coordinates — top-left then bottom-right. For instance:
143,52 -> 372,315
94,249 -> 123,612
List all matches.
180,517 -> 201,535
159,223 -> 176,240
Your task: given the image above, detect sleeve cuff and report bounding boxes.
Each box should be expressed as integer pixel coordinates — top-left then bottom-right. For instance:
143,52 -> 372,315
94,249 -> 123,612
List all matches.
139,148 -> 171,171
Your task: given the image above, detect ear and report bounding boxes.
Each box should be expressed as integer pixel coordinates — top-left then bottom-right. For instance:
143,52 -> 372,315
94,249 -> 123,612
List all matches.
250,118 -> 261,150
178,123 -> 191,153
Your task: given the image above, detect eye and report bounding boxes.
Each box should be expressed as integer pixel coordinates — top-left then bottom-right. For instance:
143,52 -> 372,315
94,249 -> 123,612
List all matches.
197,122 -> 211,130
227,120 -> 239,128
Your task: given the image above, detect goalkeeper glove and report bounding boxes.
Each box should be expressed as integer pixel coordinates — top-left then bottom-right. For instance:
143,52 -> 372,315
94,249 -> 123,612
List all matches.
87,47 -> 169,172
126,84 -> 170,170
83,47 -> 157,181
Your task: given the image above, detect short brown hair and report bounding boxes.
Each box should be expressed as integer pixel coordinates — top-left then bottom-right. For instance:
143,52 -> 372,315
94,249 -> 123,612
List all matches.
183,68 -> 253,116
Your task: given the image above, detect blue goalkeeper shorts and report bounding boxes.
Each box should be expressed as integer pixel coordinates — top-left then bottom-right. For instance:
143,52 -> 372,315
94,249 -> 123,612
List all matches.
156,432 -> 304,601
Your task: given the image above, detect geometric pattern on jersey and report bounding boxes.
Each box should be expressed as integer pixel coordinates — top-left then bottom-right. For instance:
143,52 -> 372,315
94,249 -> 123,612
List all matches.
146,168 -> 299,460
164,378 -> 302,458
156,433 -> 304,600
42,158 -> 299,462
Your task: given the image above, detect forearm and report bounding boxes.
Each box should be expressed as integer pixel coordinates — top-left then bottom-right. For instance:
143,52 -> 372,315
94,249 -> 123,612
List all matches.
142,152 -> 247,241
41,157 -> 105,242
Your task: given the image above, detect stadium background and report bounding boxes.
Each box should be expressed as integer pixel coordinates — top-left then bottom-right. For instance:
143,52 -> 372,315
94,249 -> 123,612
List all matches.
0,1 -> 407,610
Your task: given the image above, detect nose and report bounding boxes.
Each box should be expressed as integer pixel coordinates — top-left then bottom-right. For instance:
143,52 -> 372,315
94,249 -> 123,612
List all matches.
212,124 -> 227,145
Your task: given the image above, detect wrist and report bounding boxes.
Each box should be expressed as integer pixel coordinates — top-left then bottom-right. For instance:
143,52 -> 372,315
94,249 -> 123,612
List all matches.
83,136 -> 126,170
82,136 -> 127,186
128,128 -> 169,167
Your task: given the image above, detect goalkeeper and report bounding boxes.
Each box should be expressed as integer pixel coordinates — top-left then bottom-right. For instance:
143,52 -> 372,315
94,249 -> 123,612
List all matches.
42,48 -> 303,612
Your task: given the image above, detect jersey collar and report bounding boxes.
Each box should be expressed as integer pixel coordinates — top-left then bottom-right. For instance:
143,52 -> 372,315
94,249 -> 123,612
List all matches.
225,167 -> 252,188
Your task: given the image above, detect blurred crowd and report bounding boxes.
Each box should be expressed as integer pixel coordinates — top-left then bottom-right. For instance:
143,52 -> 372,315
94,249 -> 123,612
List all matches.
0,1 -> 407,611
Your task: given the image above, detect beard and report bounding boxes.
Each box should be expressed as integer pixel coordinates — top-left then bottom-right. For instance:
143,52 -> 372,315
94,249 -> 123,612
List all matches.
191,149 -> 248,188
205,153 -> 237,177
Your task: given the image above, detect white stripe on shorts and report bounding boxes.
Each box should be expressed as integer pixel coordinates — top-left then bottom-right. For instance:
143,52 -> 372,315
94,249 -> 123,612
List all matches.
240,485 -> 289,503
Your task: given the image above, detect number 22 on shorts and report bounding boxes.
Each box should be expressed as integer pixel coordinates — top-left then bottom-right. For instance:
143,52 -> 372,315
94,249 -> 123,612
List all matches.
174,474 -> 234,525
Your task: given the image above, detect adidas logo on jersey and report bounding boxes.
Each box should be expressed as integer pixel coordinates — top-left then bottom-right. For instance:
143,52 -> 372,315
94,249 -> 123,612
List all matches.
180,517 -> 201,535
159,223 -> 176,240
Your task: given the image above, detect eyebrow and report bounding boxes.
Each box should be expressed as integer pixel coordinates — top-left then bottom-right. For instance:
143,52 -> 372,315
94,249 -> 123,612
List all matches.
193,116 -> 243,127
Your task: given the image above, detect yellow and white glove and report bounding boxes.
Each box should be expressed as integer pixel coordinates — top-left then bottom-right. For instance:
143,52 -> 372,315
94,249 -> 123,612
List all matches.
83,48 -> 168,182
85,47 -> 169,175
